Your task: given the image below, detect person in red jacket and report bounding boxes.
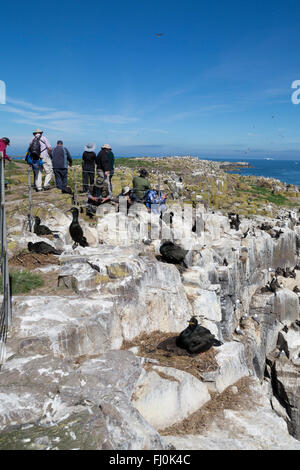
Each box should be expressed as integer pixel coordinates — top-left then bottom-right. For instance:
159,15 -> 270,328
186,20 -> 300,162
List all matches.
0,137 -> 12,164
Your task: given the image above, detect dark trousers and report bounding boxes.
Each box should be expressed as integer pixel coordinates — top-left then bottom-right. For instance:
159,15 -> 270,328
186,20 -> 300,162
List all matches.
54,168 -> 68,190
83,170 -> 95,193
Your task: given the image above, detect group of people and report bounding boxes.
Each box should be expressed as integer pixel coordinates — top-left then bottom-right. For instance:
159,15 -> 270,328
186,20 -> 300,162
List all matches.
86,166 -> 168,217
23,129 -> 116,196
25,129 -> 72,193
2,130 -> 168,215
81,142 -> 115,200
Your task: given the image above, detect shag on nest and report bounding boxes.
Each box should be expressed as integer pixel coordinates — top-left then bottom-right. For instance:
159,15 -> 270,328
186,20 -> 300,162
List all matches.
159,241 -> 188,265
28,241 -> 62,255
33,216 -> 59,236
68,207 -> 89,249
176,316 -> 223,354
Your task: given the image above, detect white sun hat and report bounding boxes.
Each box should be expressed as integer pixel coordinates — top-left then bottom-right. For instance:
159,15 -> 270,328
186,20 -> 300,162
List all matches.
84,143 -> 96,152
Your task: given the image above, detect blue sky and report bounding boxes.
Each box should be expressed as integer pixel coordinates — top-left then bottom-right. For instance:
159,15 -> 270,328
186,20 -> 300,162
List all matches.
1,0 -> 300,158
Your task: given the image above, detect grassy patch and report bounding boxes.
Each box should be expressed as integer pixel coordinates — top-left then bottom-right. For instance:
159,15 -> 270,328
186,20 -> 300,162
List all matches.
0,270 -> 44,294
114,157 -> 155,169
248,185 -> 293,206
5,160 -> 18,170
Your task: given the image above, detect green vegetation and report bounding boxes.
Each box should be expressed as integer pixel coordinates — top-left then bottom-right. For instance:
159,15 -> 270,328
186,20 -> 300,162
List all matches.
247,185 -> 293,206
0,270 -> 44,294
115,157 -> 155,169
12,159 -> 27,165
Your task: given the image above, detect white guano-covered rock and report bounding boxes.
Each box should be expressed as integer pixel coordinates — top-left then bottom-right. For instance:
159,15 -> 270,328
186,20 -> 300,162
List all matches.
132,365 -> 210,430
164,378 -> 300,450
200,342 -> 249,393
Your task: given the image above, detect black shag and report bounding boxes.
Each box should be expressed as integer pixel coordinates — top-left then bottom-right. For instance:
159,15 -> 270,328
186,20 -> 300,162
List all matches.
159,241 -> 188,265
229,213 -> 240,231
275,267 -> 285,277
276,332 -> 290,359
28,241 -> 62,255
285,267 -> 296,279
260,223 -> 273,231
269,275 -> 280,295
261,282 -> 271,293
68,207 -> 89,249
274,229 -> 284,239
33,216 -> 59,236
176,316 -> 223,354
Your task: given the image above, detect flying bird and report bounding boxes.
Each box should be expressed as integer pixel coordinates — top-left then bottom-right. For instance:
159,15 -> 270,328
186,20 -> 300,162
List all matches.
156,33 -> 164,38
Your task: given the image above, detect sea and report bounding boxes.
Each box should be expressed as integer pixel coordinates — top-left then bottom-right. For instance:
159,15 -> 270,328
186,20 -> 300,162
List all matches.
204,157 -> 300,187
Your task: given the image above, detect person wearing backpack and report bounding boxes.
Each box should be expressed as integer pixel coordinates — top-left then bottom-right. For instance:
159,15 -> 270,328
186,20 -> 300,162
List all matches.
27,129 -> 53,192
144,188 -> 167,214
51,140 -> 72,192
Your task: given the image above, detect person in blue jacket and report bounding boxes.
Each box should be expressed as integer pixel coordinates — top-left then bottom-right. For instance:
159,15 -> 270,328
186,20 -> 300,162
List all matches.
51,140 -> 72,192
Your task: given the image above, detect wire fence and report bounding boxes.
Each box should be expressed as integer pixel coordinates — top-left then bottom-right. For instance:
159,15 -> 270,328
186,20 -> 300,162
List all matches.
70,168 -> 113,204
0,151 -> 12,369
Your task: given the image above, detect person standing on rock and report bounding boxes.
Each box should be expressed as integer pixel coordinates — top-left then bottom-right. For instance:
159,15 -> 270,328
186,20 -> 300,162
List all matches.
51,140 -> 72,193
26,129 -> 53,192
96,144 -> 115,198
82,143 -> 96,195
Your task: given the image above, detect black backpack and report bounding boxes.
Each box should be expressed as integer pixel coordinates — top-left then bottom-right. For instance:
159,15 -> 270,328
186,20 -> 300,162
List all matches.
29,135 -> 42,159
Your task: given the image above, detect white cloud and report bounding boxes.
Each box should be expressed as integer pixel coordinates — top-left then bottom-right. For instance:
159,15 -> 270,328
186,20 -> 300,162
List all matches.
1,97 -> 139,134
6,96 -> 55,112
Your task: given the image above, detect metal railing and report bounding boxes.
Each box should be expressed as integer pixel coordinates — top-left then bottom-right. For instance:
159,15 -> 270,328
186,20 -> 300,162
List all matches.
0,151 -> 12,368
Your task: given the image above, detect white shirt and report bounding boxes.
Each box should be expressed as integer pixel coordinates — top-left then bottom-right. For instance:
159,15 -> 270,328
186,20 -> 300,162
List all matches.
29,134 -> 51,160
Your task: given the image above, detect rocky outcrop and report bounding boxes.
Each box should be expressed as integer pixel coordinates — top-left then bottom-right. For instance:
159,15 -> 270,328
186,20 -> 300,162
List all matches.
132,364 -> 211,429
0,351 -> 165,450
1,199 -> 300,449
163,378 -> 300,450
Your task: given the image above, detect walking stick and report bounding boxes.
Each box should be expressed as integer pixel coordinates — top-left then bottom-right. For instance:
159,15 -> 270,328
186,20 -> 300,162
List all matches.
27,168 -> 33,232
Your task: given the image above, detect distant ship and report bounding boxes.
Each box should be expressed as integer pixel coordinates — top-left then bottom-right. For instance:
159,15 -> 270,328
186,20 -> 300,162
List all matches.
264,157 -> 274,160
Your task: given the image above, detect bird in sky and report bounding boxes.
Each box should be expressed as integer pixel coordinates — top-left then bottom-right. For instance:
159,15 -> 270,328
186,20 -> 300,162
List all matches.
156,33 -> 164,38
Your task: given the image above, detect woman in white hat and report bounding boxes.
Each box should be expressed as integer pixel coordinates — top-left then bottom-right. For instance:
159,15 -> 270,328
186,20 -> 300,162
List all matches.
82,143 -> 96,194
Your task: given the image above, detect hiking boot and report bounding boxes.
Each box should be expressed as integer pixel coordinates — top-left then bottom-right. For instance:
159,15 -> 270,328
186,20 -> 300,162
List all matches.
62,187 -> 73,194
43,186 -> 52,191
